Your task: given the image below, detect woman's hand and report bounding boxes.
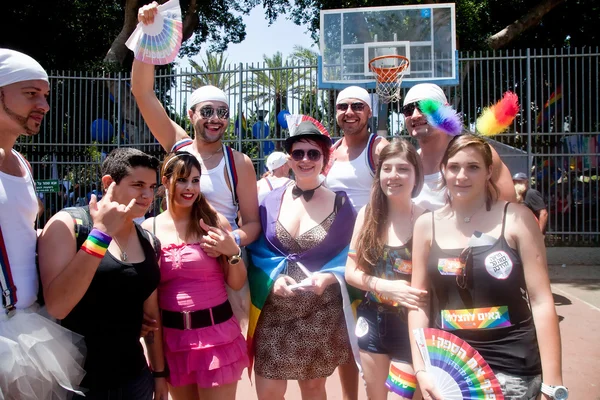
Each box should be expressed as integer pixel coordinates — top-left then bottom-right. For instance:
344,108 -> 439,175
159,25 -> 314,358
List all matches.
153,377 -> 169,400
298,273 -> 337,296
379,279 -> 428,310
199,219 -> 239,258
273,275 -> 297,297
138,2 -> 159,25
416,371 -> 444,400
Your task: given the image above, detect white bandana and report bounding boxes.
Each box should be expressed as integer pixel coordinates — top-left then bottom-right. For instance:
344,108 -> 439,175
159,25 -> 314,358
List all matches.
0,48 -> 48,88
188,85 -> 228,109
403,83 -> 448,106
336,86 -> 371,107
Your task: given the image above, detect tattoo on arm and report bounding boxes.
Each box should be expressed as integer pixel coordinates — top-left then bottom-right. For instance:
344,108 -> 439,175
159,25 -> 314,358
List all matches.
145,331 -> 155,345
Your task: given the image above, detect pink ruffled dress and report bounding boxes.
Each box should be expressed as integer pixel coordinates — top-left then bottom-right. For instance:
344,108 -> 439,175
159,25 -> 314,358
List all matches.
159,243 -> 249,388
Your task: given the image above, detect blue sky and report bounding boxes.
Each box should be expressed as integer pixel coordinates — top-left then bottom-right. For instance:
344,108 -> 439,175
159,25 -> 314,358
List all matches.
177,6 -> 317,69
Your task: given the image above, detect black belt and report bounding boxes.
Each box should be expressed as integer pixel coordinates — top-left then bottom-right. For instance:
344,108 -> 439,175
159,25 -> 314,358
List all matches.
161,300 -> 233,330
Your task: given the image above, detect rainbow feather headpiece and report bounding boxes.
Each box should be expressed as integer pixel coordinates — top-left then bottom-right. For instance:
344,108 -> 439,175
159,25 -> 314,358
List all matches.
476,91 -> 520,136
418,99 -> 463,136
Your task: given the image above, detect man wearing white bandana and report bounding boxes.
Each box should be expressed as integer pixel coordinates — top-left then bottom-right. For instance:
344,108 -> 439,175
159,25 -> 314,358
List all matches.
326,86 -> 389,213
0,48 -> 85,399
402,83 -> 516,210
131,4 -> 259,250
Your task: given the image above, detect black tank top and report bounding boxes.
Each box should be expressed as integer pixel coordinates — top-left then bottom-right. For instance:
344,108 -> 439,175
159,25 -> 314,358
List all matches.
426,203 -> 541,375
62,223 -> 161,390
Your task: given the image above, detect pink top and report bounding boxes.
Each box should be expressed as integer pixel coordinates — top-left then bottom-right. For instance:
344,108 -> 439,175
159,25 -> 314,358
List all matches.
158,243 -> 227,312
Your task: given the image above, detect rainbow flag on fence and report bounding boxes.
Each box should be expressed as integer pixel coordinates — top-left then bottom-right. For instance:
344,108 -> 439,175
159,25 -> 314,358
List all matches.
536,86 -> 562,127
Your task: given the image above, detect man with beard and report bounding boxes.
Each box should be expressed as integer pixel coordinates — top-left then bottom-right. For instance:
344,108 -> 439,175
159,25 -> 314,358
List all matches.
0,48 -> 85,399
131,4 -> 259,249
403,83 -> 516,210
326,86 -> 389,213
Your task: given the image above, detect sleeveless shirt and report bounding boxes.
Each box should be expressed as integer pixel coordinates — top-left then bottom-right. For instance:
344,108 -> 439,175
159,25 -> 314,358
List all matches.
0,151 -> 39,309
179,145 -> 239,230
326,138 -> 376,212
412,172 -> 447,211
366,240 -> 413,307
426,204 -> 542,375
61,223 -> 161,390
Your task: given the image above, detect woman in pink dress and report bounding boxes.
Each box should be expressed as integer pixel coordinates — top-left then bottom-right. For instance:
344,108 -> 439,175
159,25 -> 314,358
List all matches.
142,152 -> 248,400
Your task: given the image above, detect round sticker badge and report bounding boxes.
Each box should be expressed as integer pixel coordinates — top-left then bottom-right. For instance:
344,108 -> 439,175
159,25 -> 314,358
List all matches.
355,316 -> 369,338
484,251 -> 513,279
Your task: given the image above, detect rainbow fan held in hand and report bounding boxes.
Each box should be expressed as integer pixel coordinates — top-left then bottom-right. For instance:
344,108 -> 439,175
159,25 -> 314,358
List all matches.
418,99 -> 463,136
125,0 -> 182,65
414,328 -> 504,400
476,91 -> 520,137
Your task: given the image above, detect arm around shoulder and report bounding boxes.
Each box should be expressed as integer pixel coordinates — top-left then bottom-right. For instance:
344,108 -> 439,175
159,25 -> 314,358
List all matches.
490,146 -> 517,202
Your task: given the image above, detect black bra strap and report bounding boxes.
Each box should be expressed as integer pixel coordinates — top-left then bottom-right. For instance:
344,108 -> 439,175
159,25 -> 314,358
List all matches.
501,202 -> 511,237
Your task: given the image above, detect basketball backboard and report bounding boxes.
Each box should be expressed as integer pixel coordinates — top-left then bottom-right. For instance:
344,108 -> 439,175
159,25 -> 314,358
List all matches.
319,3 -> 458,89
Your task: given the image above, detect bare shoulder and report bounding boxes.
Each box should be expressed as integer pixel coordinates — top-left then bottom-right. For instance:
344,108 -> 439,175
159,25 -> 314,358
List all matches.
141,217 -> 154,231
44,210 -> 76,233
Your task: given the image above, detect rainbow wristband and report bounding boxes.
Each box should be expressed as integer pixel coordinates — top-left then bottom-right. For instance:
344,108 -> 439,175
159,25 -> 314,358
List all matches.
81,228 -> 112,259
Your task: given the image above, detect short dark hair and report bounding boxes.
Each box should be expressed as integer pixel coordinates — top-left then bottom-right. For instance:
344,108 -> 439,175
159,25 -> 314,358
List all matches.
101,148 -> 159,184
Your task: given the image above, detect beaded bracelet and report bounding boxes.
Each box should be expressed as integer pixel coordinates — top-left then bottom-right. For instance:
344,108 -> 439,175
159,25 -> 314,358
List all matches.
81,228 -> 112,258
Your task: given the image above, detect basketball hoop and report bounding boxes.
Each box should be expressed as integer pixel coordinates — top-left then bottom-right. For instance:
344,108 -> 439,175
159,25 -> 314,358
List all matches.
368,55 -> 409,104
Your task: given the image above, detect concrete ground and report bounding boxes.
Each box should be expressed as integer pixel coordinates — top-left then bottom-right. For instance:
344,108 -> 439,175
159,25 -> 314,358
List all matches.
235,264 -> 600,399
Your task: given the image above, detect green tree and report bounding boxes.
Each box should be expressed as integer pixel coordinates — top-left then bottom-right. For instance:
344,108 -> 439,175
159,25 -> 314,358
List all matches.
184,51 -> 237,92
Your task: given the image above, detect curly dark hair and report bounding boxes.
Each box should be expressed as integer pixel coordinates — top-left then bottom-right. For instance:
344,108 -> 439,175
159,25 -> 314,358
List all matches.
101,148 -> 159,184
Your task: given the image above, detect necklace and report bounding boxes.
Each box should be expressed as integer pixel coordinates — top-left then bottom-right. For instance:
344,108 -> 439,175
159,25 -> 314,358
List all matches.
199,146 -> 223,162
460,202 -> 485,223
113,228 -> 133,262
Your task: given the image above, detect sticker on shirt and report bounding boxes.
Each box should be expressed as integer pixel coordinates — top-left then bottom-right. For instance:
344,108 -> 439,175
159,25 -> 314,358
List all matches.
368,291 -> 399,307
393,258 -> 413,275
441,306 -> 511,330
437,258 -> 464,276
355,316 -> 369,338
485,251 -> 513,280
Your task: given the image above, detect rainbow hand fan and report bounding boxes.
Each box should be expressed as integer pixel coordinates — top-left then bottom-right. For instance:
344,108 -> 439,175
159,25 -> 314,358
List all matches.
125,0 -> 182,65
285,114 -> 330,137
414,328 -> 504,400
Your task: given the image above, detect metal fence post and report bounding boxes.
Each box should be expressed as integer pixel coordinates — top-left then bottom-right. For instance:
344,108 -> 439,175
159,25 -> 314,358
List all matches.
526,48 -> 532,172
238,63 -> 243,151
117,72 -> 122,147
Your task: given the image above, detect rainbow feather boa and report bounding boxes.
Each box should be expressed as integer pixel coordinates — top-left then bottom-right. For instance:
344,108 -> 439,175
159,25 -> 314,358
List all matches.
418,99 -> 463,136
476,91 -> 520,136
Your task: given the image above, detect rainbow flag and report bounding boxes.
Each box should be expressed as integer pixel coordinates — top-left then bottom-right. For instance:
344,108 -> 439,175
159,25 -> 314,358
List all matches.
536,86 -> 562,127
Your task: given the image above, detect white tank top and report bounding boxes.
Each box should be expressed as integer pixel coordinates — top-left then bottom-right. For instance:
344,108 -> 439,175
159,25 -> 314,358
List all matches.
199,156 -> 239,230
257,176 -> 291,205
412,172 -> 447,211
0,153 -> 39,309
325,143 -> 374,212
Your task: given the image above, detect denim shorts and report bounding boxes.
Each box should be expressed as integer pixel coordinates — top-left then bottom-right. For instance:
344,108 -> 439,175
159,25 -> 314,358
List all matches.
494,370 -> 542,400
73,367 -> 154,400
355,300 -> 411,362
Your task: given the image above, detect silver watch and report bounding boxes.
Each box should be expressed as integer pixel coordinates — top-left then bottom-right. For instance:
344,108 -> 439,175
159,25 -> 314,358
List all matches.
541,383 -> 569,400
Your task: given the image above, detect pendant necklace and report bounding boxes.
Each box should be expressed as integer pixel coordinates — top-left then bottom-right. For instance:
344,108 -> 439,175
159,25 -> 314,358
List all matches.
113,228 -> 132,262
462,202 -> 485,223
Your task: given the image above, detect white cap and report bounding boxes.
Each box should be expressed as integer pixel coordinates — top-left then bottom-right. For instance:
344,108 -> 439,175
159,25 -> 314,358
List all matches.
189,85 -> 228,109
266,151 -> 288,172
0,48 -> 48,88
336,86 -> 371,108
403,83 -> 448,106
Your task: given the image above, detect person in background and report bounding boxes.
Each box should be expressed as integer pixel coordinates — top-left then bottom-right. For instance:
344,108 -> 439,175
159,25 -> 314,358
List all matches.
257,151 -> 291,204
513,172 -> 548,234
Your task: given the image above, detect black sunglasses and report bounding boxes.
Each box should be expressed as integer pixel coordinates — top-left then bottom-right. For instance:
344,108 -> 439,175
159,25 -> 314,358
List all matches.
401,102 -> 423,118
198,105 -> 229,119
290,149 -> 322,162
336,102 -> 366,112
456,246 -> 472,290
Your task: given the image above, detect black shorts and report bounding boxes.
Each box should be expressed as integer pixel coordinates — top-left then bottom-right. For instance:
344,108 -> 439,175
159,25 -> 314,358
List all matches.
356,300 -> 412,362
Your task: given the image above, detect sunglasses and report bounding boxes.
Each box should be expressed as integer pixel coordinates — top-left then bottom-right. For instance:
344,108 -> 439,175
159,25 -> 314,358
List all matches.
197,106 -> 229,119
401,102 -> 423,118
336,102 -> 366,112
456,246 -> 472,290
290,149 -> 322,162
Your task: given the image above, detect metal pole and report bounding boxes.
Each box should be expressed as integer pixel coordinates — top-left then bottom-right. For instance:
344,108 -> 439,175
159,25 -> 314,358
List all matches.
238,63 -> 243,151
526,48 -> 532,173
